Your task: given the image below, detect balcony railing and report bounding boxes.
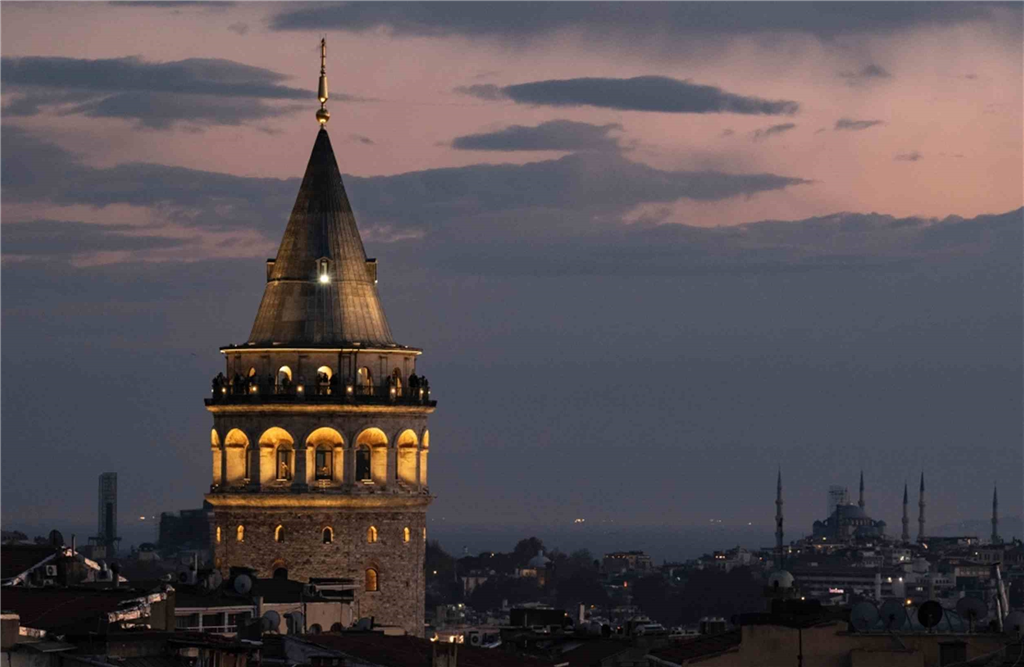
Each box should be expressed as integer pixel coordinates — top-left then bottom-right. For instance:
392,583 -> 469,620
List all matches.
206,379 -> 434,406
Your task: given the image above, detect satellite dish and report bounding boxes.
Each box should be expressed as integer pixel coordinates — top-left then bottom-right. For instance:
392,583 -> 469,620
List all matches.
1004,611 -> 1024,639
850,602 -> 879,632
262,610 -> 281,633
234,573 -> 253,595
879,600 -> 908,631
917,601 -> 943,629
178,571 -> 190,583
208,570 -> 223,590
956,597 -> 988,631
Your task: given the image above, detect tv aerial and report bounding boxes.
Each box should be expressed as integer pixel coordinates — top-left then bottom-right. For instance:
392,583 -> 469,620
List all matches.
955,597 -> 987,632
917,600 -> 943,630
879,600 -> 908,631
850,602 -> 879,632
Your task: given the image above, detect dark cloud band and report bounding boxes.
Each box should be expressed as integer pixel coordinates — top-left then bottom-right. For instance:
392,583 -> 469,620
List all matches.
451,120 -> 622,151
457,76 -> 799,115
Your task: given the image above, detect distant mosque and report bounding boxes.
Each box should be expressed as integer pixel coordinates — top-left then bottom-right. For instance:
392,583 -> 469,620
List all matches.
811,472 -> 886,542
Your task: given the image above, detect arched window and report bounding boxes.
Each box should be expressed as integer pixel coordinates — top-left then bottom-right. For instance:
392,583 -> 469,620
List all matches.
367,526 -> 378,543
273,567 -> 288,579
403,527 -> 410,543
247,367 -> 257,378
275,525 -> 285,542
236,525 -> 244,542
316,366 -> 333,395
423,527 -> 427,542
357,366 -> 373,394
356,445 -> 371,482
365,568 -> 379,592
391,368 -> 403,397
322,527 -> 333,544
216,526 -> 222,543
277,366 -> 292,393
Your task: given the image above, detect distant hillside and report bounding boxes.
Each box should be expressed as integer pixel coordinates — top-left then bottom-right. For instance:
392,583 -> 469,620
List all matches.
933,517 -> 1021,540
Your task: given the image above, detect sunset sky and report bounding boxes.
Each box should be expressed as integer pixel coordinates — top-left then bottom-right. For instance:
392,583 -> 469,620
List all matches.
2,2 -> 1021,556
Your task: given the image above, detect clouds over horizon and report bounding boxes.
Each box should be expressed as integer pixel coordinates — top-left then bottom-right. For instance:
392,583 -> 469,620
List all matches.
451,120 -> 622,152
457,76 -> 800,115
1,124 -> 811,256
0,56 -> 331,128
835,118 -> 885,131
270,2 -> 1019,45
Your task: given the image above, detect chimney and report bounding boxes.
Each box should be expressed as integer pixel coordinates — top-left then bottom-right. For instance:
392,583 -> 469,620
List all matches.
1,613 -> 21,651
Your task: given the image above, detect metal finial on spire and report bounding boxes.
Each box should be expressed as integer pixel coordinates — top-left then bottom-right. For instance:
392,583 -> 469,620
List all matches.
316,38 -> 330,126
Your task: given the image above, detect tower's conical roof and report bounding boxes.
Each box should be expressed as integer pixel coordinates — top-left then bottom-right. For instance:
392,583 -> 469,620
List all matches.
247,128 -> 395,347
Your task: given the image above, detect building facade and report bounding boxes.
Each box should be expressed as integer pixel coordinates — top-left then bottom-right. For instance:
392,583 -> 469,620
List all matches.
205,53 -> 435,635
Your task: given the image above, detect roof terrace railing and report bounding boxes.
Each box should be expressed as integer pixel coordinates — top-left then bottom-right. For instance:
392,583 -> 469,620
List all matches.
206,378 -> 434,406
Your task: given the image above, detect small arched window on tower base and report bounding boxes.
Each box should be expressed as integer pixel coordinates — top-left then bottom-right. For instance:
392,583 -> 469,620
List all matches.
323,527 -> 333,544
367,526 -> 378,544
403,527 -> 410,543
365,568 -> 379,592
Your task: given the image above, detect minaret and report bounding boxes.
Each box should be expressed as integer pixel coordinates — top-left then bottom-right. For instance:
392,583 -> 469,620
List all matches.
775,468 -> 784,567
858,470 -> 865,509
917,472 -> 926,543
992,485 -> 1001,544
204,41 -> 435,636
901,482 -> 910,543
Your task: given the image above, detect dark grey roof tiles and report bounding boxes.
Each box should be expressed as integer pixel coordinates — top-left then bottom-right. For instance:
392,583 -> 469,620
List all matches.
248,128 -> 395,347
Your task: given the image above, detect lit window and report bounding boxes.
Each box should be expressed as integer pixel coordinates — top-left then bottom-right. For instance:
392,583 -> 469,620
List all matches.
367,526 -> 378,543
315,448 -> 333,480
323,527 -> 333,544
423,527 -> 427,542
236,525 -> 244,542
403,527 -> 411,543
216,527 -> 222,543
277,450 -> 292,480
275,525 -> 285,542
365,568 -> 378,592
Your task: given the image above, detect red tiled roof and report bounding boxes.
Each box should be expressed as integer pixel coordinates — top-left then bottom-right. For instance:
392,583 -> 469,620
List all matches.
305,632 -> 552,667
647,631 -> 742,666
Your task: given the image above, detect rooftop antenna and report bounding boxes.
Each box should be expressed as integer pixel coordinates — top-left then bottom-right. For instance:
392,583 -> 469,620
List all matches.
316,37 -> 330,126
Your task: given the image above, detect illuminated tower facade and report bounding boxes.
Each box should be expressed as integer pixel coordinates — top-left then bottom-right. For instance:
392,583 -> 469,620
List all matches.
204,42 -> 434,635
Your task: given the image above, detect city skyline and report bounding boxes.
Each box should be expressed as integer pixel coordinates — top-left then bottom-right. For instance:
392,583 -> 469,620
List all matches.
1,2 -> 1021,542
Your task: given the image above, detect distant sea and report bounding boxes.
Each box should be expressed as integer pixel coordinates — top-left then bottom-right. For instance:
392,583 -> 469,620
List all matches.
7,517 -> 1019,565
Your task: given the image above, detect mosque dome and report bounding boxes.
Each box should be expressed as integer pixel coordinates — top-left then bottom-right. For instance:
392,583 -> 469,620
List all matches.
768,570 -> 795,590
528,550 -> 551,569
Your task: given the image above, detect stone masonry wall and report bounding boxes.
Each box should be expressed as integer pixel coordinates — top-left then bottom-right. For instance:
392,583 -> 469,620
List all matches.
213,504 -> 427,636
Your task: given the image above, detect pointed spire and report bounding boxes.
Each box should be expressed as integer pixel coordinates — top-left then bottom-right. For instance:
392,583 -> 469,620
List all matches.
901,481 -> 910,543
917,472 -> 926,543
992,484 -> 1001,545
858,470 -> 865,509
775,467 -> 784,568
316,38 -> 330,126
247,129 -> 395,346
